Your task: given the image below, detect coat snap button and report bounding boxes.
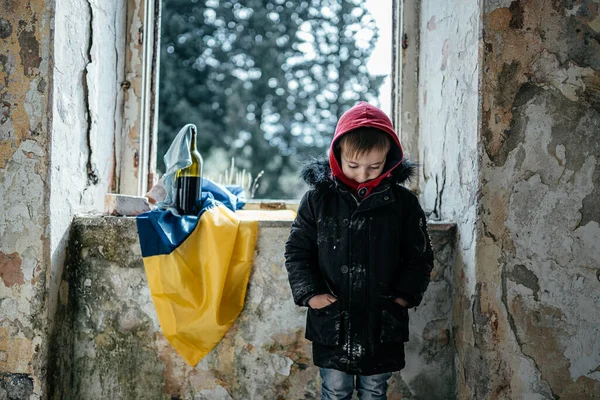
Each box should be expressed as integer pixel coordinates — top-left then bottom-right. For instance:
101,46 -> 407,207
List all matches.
384,196 -> 389,201
357,187 -> 367,197
341,265 -> 349,273
342,218 -> 349,226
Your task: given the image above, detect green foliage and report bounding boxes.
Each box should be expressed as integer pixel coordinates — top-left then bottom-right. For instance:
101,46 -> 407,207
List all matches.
158,0 -> 385,198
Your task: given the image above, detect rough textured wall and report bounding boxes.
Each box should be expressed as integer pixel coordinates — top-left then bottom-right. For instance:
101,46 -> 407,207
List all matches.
468,0 -> 600,398
418,0 -> 481,223
49,217 -> 456,399
399,223 -> 457,400
416,2 -> 481,399
1,1 -> 127,398
0,2 -> 54,398
48,0 -> 126,331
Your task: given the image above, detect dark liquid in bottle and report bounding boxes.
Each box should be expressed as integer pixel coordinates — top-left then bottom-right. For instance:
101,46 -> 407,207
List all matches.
176,176 -> 202,215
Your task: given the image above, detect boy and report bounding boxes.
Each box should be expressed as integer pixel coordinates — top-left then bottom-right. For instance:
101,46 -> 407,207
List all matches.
284,102 -> 434,399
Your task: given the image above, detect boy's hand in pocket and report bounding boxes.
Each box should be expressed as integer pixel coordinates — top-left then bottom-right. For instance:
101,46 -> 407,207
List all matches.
309,294 -> 337,309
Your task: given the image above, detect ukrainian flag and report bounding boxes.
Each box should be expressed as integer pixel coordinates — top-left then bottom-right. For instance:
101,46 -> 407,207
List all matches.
136,182 -> 258,366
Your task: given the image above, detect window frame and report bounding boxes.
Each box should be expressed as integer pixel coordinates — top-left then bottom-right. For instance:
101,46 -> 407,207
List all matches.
391,0 -> 419,166
122,0 -> 413,200
117,0 -> 161,197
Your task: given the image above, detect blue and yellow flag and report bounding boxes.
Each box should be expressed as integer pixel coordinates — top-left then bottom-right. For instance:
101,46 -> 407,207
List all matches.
136,184 -> 258,366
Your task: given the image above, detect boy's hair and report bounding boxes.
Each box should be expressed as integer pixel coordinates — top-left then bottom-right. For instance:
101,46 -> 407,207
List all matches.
335,127 -> 392,158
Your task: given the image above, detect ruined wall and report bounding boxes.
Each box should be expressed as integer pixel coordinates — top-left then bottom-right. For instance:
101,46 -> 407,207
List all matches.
416,1 -> 481,398
48,0 -> 126,329
49,217 -> 456,400
1,1 -> 127,398
0,2 -> 54,398
418,0 -> 481,223
418,0 -> 600,398
470,0 -> 600,398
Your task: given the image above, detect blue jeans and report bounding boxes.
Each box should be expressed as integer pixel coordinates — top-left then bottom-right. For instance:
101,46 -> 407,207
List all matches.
320,368 -> 393,400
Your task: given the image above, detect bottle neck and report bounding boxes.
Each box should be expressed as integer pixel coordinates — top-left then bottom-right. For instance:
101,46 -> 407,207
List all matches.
190,129 -> 197,151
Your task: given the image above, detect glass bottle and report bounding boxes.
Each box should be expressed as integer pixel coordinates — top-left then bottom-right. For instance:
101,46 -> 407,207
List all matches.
175,126 -> 203,215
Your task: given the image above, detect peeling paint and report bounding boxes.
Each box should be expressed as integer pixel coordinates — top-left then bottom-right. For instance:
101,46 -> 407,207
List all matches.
48,218 -> 456,399
0,373 -> 34,399
1,0 -> 129,398
0,17 -> 12,39
0,251 -> 24,287
418,3 -> 480,398
507,264 -> 540,301
18,25 -> 41,76
474,0 -> 600,397
0,1 -> 53,398
427,16 -> 437,31
419,0 -> 600,398
119,0 -> 146,195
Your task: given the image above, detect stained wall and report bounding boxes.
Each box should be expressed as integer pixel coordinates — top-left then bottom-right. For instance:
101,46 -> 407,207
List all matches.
418,0 -> 600,398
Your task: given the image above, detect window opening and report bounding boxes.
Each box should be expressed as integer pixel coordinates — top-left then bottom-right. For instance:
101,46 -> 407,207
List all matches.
157,0 -> 393,199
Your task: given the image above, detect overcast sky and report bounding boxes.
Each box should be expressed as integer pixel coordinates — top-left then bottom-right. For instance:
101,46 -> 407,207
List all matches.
364,0 -> 392,115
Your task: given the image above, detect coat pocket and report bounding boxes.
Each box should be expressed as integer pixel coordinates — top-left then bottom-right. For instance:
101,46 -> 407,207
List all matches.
379,299 -> 409,343
305,300 -> 341,346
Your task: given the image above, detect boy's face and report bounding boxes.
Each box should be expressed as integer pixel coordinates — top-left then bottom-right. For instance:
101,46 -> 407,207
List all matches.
340,146 -> 388,184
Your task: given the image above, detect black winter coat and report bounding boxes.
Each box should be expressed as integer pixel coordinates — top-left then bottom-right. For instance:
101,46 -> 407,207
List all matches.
284,159 -> 434,375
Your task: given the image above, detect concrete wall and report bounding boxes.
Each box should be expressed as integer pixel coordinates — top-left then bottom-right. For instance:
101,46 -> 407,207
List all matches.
474,0 -> 600,398
0,0 -> 126,397
418,0 -> 600,398
49,218 -> 456,400
49,0 -> 127,332
416,1 -> 481,398
418,0 -> 481,224
0,2 -> 55,398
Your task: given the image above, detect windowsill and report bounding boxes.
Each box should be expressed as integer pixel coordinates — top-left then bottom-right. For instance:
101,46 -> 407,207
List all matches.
243,199 -> 299,212
102,194 -> 455,231
97,207 -> 297,228
104,193 -> 298,225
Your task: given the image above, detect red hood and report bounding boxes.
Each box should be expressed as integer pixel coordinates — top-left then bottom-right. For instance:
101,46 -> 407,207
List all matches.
329,102 -> 404,198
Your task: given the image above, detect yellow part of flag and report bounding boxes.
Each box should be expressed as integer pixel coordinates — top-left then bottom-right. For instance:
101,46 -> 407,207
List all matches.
142,204 -> 258,366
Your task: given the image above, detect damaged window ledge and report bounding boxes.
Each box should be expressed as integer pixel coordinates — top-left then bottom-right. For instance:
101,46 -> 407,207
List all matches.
102,193 -> 298,227
99,194 -> 455,231
102,194 -> 455,230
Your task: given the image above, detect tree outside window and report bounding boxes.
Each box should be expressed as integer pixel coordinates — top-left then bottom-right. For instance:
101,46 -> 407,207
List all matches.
158,0 -> 388,199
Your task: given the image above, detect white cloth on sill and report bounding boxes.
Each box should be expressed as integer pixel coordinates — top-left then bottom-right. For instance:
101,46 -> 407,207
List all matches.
156,123 -> 196,215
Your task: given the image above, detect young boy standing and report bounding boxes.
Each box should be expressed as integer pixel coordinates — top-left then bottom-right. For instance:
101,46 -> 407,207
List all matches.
285,102 -> 434,399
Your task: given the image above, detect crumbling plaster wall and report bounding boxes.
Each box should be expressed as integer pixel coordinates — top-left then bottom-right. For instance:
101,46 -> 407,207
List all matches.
49,0 -> 126,330
417,1 -> 481,398
0,2 -> 55,398
473,0 -> 600,398
0,0 -> 126,398
49,218 -> 456,400
418,0 -> 600,398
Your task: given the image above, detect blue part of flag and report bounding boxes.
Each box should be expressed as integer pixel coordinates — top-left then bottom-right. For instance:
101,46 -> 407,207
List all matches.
137,181 -> 246,258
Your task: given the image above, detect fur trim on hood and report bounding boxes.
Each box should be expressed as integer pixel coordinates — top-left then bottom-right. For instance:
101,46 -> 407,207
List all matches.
301,157 -> 417,189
